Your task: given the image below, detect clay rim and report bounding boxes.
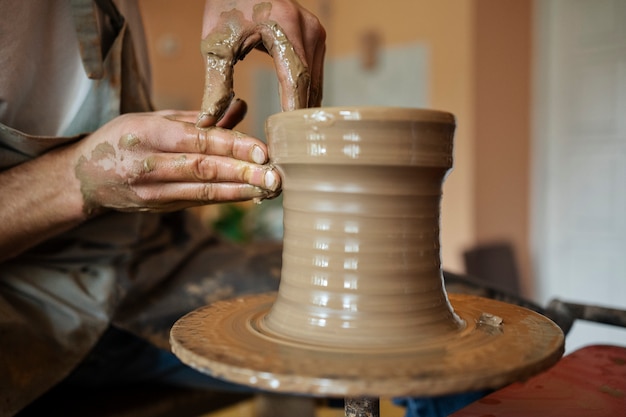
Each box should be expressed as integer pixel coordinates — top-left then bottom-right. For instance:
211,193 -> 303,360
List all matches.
266,106 -> 456,125
170,293 -> 564,398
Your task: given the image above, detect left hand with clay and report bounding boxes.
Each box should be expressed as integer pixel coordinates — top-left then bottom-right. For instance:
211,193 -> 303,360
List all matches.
197,0 -> 326,127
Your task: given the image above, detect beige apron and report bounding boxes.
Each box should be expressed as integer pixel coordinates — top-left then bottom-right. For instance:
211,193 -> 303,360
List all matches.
0,2 -> 217,415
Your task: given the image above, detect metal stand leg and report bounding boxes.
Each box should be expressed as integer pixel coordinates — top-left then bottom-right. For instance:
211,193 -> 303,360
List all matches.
345,396 -> 380,417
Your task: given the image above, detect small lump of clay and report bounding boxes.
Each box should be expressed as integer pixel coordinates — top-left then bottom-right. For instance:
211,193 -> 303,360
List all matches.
478,312 -> 503,327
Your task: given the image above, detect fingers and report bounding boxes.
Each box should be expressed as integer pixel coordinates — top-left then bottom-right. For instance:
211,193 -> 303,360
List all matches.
135,115 -> 268,165
305,16 -> 326,107
160,99 -> 247,129
261,21 -> 310,111
126,183 -> 274,211
259,5 -> 325,110
131,153 -> 280,194
109,113 -> 281,209
198,0 -> 326,119
216,98 -> 248,129
149,115 -> 277,186
289,7 -> 325,107
308,41 -> 325,107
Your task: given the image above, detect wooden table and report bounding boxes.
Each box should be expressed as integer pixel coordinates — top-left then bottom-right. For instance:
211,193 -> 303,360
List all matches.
451,344 -> 626,417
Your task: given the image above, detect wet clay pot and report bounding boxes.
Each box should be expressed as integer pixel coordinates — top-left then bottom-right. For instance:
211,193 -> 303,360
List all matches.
263,107 -> 460,349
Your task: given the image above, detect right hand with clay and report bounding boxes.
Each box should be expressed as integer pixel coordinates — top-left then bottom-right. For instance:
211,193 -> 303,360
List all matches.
0,100 -> 280,261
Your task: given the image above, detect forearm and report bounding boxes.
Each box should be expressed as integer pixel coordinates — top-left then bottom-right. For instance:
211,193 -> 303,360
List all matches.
0,144 -> 88,262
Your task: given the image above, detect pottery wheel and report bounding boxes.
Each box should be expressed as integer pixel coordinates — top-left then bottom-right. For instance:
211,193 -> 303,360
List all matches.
170,292 -> 564,398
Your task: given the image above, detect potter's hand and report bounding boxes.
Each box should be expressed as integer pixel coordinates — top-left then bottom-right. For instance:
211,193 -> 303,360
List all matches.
197,0 -> 326,127
73,100 -> 281,215
1,100 -> 281,261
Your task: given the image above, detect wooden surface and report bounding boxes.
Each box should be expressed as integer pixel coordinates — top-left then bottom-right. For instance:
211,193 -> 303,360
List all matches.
451,344 -> 626,417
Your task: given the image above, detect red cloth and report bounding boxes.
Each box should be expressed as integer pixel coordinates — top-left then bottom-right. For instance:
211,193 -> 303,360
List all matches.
452,344 -> 626,417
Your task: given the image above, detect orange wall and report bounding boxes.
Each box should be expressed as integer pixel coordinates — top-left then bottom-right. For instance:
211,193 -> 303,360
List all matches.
138,1 -> 533,289
473,0 -> 533,295
138,0 -> 205,110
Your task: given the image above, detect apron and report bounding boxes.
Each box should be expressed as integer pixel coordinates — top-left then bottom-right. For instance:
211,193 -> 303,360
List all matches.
0,2 -> 217,414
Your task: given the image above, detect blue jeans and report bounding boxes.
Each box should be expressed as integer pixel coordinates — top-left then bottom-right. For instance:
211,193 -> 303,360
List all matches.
394,391 -> 491,417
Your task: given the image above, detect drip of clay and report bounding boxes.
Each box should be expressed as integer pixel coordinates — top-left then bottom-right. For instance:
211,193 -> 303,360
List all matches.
171,107 -> 564,398
262,107 -> 460,349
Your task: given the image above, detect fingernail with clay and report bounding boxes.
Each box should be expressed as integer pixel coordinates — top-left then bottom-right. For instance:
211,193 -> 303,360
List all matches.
264,170 -> 280,191
252,146 -> 267,164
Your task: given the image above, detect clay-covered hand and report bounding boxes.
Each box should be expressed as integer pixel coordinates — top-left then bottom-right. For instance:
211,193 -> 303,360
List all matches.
72,100 -> 281,215
197,0 -> 326,127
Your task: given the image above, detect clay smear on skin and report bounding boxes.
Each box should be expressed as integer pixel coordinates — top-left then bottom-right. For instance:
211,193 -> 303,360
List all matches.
199,2 -> 309,123
74,134 -> 148,215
